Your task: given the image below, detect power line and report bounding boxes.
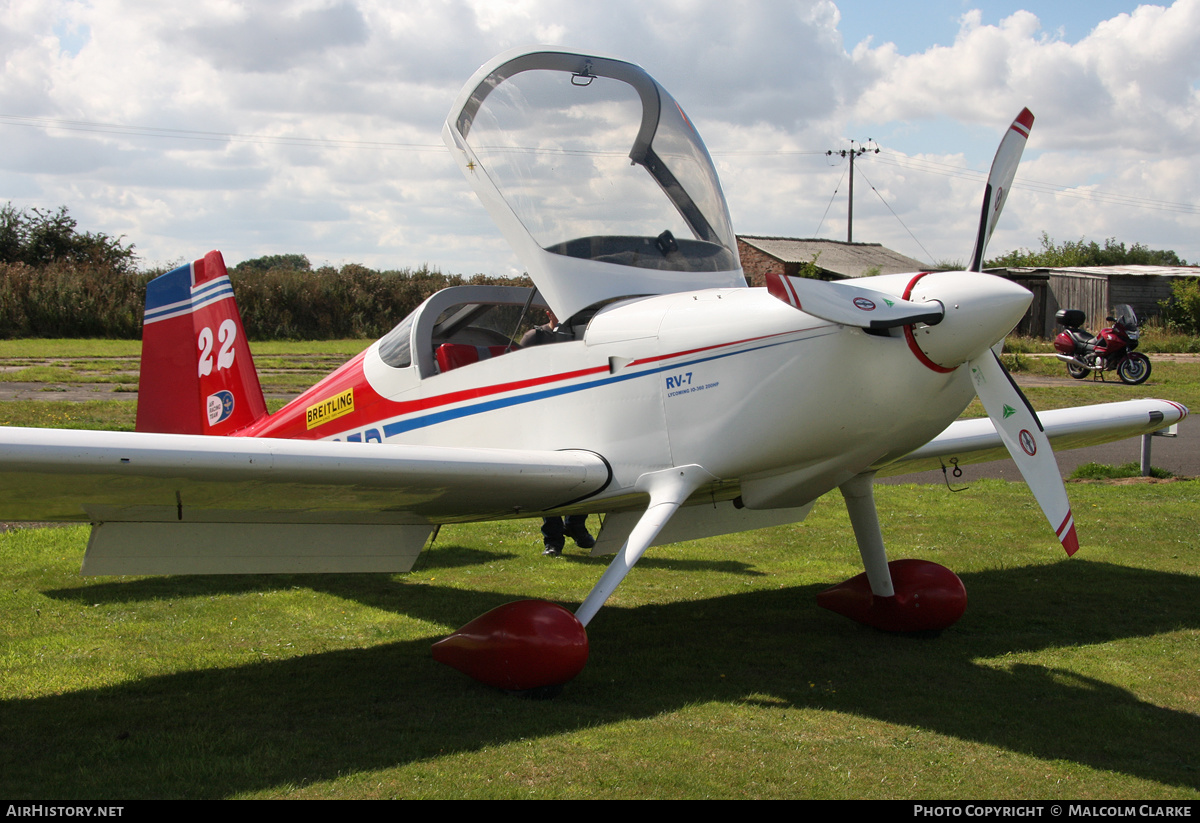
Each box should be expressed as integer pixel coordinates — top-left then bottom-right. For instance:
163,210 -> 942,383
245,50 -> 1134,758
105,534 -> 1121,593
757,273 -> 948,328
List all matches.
814,165 -> 848,238
0,114 -> 445,152
873,148 -> 1200,216
855,166 -> 937,264
4,112 -> 1196,219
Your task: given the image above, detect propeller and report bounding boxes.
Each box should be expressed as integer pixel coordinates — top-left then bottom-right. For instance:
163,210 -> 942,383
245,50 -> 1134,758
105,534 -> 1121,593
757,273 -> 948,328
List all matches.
766,109 -> 1078,556
958,108 -> 1078,555
765,274 -> 943,329
967,350 -> 1078,555
969,108 -> 1033,272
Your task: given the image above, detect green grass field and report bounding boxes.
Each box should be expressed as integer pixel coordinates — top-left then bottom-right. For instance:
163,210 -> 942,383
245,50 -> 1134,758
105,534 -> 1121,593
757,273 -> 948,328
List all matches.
1,483 -> 1197,799
0,341 -> 1197,799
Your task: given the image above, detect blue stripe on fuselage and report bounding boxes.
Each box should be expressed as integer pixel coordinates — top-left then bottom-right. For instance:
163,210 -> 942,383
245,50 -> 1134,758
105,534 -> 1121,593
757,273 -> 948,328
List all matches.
379,333 -> 816,439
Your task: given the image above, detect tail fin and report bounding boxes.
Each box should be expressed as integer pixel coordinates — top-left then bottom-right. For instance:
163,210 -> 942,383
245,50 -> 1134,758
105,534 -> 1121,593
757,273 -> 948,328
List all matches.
135,250 -> 268,435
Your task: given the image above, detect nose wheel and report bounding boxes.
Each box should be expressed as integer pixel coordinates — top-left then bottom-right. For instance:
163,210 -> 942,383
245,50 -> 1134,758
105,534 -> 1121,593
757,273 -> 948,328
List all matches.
820,472 -> 968,632
817,558 -> 967,632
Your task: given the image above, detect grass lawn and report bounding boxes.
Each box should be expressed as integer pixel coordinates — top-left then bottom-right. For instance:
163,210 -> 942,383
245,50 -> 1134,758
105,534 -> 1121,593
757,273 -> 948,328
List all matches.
1,480 -> 1197,800
0,339 -> 1196,799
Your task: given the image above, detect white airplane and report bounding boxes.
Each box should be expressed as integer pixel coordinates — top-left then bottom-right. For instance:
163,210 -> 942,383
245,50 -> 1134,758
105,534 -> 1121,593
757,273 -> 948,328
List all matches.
0,48 -> 1186,695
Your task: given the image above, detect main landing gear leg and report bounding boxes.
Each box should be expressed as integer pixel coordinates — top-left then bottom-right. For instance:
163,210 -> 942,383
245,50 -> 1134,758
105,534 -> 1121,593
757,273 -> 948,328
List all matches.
817,472 -> 967,632
433,465 -> 714,692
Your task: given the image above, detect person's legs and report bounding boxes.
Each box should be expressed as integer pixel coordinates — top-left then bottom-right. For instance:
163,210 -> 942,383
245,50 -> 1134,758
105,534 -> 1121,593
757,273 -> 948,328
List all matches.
541,517 -> 565,556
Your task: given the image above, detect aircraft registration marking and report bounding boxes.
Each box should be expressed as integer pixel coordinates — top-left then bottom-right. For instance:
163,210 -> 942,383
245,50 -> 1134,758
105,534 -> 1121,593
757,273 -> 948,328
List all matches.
306,389 -> 355,430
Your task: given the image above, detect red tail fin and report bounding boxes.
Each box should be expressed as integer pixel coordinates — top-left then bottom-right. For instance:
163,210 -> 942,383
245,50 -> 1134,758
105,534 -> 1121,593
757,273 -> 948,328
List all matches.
135,251 -> 268,435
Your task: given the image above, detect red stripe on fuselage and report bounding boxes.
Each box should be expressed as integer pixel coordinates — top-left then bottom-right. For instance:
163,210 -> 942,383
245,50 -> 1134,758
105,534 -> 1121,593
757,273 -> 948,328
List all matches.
240,328 -> 811,440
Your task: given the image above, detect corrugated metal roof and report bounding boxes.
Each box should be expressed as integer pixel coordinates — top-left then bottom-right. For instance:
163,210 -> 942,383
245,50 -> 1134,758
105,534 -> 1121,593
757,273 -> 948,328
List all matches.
999,265 -> 1200,278
737,236 -> 930,279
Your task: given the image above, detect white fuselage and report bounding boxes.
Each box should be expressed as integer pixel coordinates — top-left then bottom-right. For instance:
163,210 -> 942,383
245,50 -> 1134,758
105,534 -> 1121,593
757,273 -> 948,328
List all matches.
340,285 -> 977,515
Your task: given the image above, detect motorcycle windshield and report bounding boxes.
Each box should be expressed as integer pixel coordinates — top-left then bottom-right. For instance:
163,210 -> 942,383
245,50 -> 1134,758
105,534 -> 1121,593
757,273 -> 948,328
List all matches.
1114,304 -> 1138,330
444,49 -> 745,321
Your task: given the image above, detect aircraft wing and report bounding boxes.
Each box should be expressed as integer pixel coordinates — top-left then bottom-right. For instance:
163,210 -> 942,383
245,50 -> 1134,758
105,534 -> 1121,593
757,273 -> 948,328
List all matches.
872,399 -> 1188,478
0,427 -> 610,575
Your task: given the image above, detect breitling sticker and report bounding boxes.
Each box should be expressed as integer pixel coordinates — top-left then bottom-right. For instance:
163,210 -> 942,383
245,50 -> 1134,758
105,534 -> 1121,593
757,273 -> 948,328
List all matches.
206,390 -> 235,426
306,388 -> 355,430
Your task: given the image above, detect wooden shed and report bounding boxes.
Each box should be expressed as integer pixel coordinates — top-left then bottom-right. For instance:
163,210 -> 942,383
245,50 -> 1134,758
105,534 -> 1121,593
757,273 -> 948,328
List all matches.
990,265 -> 1200,338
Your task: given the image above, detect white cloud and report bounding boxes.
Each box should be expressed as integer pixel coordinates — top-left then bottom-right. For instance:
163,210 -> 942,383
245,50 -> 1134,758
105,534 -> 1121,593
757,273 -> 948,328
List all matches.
0,0 -> 1196,272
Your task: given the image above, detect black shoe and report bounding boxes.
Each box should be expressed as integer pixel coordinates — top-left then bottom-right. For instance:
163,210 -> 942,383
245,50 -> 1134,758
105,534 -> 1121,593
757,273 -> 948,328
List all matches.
542,542 -> 563,557
565,523 -> 595,549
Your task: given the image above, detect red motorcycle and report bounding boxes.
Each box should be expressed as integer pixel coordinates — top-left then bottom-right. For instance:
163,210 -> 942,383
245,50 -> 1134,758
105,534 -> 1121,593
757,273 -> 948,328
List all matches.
1053,304 -> 1151,385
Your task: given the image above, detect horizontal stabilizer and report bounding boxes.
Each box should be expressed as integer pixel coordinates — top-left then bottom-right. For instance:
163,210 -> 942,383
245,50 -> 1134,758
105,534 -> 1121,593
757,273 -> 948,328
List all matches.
84,522 -> 433,575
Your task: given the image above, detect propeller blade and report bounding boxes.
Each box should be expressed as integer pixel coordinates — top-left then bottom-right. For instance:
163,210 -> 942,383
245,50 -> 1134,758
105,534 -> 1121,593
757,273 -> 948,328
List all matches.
968,108 -> 1034,272
765,273 -> 943,329
968,350 -> 1078,555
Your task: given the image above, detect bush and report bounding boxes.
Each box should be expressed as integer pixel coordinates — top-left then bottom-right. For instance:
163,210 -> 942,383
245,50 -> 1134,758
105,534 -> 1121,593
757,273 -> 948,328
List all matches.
229,263 -> 532,340
1160,278 -> 1200,336
0,203 -> 535,340
0,260 -> 150,338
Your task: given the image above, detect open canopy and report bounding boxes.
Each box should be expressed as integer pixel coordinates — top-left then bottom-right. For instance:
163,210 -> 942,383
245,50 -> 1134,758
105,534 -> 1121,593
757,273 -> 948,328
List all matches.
443,48 -> 746,321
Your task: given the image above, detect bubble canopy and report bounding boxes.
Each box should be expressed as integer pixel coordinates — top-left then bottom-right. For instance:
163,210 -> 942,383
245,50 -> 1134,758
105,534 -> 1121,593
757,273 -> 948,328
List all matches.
443,48 -> 745,321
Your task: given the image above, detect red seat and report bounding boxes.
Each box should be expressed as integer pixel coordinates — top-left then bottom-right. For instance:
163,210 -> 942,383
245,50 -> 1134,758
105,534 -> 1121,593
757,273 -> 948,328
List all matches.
436,343 -> 515,373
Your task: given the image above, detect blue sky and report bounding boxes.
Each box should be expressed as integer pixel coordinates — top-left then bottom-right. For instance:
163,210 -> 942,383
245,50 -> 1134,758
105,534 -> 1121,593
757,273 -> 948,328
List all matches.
1,1 -> 1197,273
836,1 -> 1145,53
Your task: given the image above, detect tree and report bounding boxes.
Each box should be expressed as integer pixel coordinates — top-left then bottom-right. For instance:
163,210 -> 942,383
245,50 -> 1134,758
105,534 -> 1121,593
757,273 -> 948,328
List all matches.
0,203 -> 137,272
232,253 -> 312,273
985,233 -> 1187,268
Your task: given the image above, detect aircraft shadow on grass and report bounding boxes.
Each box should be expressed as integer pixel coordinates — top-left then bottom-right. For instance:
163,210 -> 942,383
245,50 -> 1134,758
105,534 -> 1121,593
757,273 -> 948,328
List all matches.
6,559 -> 1197,798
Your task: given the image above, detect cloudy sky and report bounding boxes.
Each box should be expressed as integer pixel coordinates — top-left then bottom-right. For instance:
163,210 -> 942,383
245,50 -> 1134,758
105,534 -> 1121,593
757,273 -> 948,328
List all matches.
2,0 -> 1198,276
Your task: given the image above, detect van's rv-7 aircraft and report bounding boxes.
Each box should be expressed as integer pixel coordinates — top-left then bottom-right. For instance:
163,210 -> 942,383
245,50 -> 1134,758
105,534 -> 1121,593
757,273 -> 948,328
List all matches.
0,48 -> 1186,693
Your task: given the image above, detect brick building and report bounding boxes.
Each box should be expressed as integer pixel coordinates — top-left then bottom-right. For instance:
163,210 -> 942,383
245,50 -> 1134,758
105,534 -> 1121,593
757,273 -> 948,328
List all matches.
737,236 -> 930,286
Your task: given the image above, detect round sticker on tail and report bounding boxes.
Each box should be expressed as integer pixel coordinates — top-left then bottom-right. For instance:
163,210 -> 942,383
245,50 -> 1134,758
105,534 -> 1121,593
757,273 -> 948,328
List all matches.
207,390 -> 235,426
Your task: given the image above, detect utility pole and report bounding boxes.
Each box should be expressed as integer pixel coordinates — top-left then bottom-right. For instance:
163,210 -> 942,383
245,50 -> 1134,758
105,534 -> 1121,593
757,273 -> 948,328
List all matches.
826,140 -> 879,243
